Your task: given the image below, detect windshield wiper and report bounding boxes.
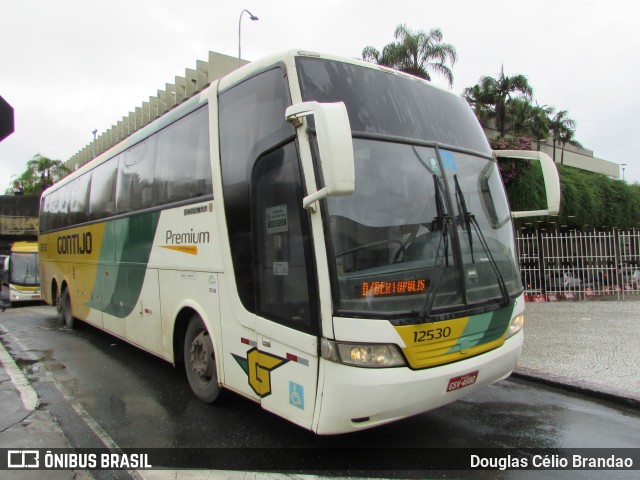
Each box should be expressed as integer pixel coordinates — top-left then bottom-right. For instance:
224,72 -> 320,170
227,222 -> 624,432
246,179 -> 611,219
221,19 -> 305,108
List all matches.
411,147 -> 453,322
454,174 -> 475,264
417,213 -> 451,322
453,174 -> 510,305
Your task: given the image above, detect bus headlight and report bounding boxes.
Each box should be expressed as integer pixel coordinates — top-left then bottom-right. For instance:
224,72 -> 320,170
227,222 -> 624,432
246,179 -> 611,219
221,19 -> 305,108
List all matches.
506,313 -> 524,339
321,339 -> 406,368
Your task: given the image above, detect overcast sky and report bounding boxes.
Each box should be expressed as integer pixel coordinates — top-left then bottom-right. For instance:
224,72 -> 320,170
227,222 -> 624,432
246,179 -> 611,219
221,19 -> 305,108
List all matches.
1,0 -> 639,189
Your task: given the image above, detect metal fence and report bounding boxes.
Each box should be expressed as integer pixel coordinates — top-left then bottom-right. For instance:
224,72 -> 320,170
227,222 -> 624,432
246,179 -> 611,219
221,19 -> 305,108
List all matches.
517,229 -> 640,301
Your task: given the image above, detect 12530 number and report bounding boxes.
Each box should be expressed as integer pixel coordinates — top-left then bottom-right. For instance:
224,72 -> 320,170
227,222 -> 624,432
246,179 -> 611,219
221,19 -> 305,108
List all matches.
413,326 -> 452,343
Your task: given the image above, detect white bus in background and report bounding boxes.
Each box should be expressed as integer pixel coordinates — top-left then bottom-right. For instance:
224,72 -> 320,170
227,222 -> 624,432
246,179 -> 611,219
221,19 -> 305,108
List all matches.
38,50 -> 559,434
4,241 -> 41,306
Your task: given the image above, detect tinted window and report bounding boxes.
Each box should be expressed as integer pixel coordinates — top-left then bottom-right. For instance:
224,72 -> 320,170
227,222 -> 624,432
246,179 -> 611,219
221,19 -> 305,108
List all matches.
219,67 -> 294,312
296,57 -> 491,155
116,138 -> 156,213
154,106 -> 212,205
39,197 -> 47,232
252,143 -> 317,331
50,185 -> 69,230
68,172 -> 91,225
89,157 -> 118,220
40,194 -> 55,232
42,103 -> 212,231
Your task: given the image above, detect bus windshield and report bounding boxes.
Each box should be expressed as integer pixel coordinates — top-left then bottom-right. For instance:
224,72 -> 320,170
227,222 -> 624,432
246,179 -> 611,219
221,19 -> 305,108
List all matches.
296,57 -> 521,317
10,252 -> 40,286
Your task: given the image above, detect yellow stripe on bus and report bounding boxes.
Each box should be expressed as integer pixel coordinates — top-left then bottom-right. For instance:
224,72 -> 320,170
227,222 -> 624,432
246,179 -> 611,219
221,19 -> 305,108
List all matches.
160,245 -> 199,255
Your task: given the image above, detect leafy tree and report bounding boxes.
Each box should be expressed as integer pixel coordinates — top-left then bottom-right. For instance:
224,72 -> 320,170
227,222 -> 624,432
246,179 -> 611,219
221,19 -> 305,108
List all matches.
7,154 -> 69,196
463,66 -> 533,136
362,24 -> 457,87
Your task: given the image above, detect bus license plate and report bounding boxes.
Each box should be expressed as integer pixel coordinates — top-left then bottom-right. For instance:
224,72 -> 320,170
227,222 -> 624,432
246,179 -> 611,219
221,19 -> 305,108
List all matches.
447,371 -> 478,392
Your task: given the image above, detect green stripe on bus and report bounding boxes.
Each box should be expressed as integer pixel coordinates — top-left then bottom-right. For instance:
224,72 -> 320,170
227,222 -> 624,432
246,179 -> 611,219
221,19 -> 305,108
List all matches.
446,305 -> 513,353
87,212 -> 160,318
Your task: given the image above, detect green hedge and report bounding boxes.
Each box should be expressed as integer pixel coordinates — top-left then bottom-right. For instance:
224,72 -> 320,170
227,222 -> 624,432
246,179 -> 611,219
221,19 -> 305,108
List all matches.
504,162 -> 640,230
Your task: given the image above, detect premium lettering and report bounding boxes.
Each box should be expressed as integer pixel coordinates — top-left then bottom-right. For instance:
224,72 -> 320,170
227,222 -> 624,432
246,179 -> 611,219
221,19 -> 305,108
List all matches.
165,229 -> 210,245
57,232 -> 92,255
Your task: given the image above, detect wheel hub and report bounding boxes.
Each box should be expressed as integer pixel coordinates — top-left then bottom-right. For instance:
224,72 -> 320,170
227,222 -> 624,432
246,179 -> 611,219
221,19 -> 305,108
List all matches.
190,330 -> 214,380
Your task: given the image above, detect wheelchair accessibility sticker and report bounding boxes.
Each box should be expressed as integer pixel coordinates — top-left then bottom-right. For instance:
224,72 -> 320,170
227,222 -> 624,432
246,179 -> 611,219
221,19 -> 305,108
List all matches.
289,381 -> 304,410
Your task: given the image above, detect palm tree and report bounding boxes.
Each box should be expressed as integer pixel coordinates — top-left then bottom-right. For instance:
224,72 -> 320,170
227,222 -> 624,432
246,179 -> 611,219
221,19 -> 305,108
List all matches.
509,98 -> 552,144
463,66 -> 533,136
362,24 -> 457,87
549,110 -> 576,164
463,83 -> 494,124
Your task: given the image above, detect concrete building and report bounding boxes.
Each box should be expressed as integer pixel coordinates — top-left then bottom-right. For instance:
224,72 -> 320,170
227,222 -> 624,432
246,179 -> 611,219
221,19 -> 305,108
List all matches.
0,195 -> 39,254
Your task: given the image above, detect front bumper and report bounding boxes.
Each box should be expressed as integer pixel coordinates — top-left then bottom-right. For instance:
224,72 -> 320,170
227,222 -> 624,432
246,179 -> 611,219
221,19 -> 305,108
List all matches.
314,331 -> 523,434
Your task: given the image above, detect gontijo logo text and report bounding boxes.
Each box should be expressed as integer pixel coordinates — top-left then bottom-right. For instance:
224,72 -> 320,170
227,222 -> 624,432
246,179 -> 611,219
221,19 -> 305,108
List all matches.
57,232 -> 92,255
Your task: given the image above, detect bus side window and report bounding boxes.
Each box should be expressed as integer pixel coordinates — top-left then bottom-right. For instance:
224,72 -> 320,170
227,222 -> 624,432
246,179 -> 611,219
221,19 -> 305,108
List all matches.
154,105 -> 212,206
116,139 -> 156,213
251,143 -> 318,332
218,66 -> 294,313
41,193 -> 55,233
50,185 -> 69,230
69,172 -> 91,225
89,157 -> 118,220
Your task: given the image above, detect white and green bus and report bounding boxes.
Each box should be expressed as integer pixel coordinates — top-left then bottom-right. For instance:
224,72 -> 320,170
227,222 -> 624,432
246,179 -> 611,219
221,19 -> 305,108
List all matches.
39,50 -> 559,434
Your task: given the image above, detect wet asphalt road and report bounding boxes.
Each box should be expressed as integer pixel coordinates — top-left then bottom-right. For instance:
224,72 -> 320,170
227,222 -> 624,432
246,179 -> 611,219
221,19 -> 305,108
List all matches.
1,305 -> 640,479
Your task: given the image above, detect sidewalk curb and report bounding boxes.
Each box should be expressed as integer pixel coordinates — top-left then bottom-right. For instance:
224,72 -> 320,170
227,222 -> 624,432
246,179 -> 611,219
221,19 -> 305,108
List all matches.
513,366 -> 640,409
0,337 -> 38,411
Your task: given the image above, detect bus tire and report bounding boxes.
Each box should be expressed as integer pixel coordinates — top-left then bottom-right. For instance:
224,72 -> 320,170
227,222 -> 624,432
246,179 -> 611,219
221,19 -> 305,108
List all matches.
58,288 -> 76,329
184,315 -> 220,403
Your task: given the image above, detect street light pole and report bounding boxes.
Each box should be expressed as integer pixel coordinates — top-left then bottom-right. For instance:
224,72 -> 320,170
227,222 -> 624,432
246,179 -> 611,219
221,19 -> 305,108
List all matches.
621,163 -> 626,182
238,9 -> 259,67
92,129 -> 97,158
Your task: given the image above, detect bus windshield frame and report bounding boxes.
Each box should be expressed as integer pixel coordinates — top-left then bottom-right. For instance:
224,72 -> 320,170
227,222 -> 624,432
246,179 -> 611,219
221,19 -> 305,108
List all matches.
296,56 -> 522,320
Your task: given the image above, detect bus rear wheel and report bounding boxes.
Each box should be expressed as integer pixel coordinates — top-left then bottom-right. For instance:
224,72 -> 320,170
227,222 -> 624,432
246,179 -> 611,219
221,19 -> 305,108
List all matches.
184,315 -> 220,403
58,288 -> 76,329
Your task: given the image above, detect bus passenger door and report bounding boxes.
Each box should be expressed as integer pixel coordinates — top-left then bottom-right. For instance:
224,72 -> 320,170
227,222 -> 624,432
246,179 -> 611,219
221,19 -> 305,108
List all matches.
251,144 -> 320,430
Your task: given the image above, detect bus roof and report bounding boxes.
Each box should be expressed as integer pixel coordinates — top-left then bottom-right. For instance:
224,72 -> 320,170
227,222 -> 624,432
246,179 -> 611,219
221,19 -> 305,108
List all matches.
11,241 -> 38,253
46,49 -> 456,198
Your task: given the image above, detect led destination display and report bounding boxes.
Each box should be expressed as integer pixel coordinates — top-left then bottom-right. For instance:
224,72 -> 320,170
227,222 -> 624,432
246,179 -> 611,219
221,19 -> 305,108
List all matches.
359,279 -> 428,298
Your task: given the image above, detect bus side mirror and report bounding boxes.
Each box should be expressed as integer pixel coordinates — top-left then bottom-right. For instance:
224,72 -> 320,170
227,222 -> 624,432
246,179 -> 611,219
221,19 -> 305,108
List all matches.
493,150 -> 561,218
285,101 -> 355,210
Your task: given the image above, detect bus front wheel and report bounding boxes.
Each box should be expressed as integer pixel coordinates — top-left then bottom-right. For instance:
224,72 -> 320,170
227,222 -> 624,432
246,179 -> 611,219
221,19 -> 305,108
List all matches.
58,288 -> 76,329
184,315 -> 220,403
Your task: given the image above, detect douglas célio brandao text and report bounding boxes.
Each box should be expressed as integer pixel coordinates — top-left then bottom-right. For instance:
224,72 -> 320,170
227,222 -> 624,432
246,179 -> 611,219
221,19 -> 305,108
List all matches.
470,453 -> 634,470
